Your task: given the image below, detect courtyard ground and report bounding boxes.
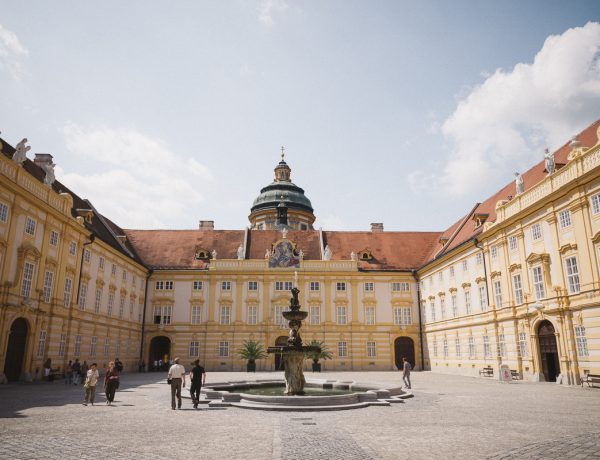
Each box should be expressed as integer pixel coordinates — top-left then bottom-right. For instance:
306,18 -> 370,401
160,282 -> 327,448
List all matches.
0,370 -> 599,459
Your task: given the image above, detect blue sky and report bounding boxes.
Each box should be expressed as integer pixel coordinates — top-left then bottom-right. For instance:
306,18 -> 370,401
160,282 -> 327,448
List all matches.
1,1 -> 599,231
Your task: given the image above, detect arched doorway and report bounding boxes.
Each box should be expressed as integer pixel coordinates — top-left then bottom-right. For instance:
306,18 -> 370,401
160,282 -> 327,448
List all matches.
149,336 -> 171,371
394,337 -> 415,370
4,318 -> 29,382
538,320 -> 560,382
274,336 -> 287,370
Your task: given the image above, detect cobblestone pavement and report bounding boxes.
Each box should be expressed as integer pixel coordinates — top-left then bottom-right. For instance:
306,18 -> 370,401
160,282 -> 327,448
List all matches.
1,371 -> 599,459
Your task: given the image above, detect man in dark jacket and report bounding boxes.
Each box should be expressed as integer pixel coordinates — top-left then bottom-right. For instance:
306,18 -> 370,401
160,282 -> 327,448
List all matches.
189,359 -> 206,409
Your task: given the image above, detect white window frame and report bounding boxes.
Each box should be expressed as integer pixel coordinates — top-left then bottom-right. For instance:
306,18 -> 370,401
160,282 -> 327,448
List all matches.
74,335 -> 82,357
78,282 -> 88,310
508,235 -> 518,252
364,282 -> 374,292
512,274 -> 524,305
191,305 -> 202,325
37,330 -> 46,357
194,281 -> 204,291
455,337 -> 461,358
559,209 -> 572,229
0,202 -> 8,222
532,266 -> 546,300
451,295 -> 457,317
493,280 -> 502,308
107,292 -> 115,316
310,306 -> 320,325
366,341 -> 376,358
247,305 -> 257,325
336,305 -> 347,324
365,306 -> 375,325
90,336 -> 97,357
490,245 -> 497,259
218,341 -> 229,357
49,230 -> 59,246
483,336 -> 492,358
58,334 -> 66,357
531,223 -> 542,241
104,337 -> 110,357
393,307 -> 402,325
479,285 -> 487,311
219,305 -> 231,325
574,326 -> 589,357
24,217 -> 36,236
63,277 -> 73,308
189,341 -> 200,357
464,290 -> 472,314
498,334 -> 506,357
336,282 -> 346,291
565,256 -> 581,294
338,341 -> 347,358
591,193 -> 600,215
310,281 -> 320,291
21,261 -> 35,298
221,281 -> 231,291
468,336 -> 475,358
443,338 -> 448,358
402,307 -> 412,325
69,241 -> 77,255
518,332 -> 528,358
247,281 -> 257,291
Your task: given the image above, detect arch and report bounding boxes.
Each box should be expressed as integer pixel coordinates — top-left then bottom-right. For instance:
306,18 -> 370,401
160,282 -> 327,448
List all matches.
149,336 -> 171,371
394,336 -> 415,370
3,318 -> 29,382
274,336 -> 288,370
537,320 -> 560,382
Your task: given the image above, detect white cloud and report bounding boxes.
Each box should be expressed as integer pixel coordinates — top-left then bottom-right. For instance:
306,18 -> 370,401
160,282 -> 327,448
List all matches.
411,22 -> 600,198
258,0 -> 288,27
59,123 -> 214,228
0,24 -> 29,81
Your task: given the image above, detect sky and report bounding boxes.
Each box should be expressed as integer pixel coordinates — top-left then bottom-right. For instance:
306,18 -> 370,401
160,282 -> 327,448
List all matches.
1,1 -> 600,232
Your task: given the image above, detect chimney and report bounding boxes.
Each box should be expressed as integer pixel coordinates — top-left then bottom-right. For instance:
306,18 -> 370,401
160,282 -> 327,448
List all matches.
34,153 -> 54,168
370,223 -> 384,232
199,220 -> 214,230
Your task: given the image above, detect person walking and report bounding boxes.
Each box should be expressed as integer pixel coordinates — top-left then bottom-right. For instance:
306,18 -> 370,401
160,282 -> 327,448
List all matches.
167,357 -> 186,410
83,363 -> 100,406
104,361 -> 120,405
189,359 -> 206,409
72,359 -> 81,385
65,360 -> 73,385
402,357 -> 412,389
81,361 -> 89,384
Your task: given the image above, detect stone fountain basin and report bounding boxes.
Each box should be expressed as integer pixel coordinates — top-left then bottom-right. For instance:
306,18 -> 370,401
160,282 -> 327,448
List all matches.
201,379 -> 412,411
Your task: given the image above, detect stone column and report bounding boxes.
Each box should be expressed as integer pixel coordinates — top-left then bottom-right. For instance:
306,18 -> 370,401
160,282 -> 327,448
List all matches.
283,351 -> 306,395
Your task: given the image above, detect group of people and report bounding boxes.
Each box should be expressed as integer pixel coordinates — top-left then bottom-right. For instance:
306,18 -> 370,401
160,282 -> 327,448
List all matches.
81,359 -> 122,406
167,358 -> 206,410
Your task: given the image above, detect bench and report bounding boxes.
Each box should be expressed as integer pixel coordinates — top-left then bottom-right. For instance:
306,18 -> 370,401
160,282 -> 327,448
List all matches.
510,370 -> 521,380
581,374 -> 600,388
479,367 -> 494,377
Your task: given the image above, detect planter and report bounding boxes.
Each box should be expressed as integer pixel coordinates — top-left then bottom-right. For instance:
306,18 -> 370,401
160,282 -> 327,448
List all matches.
246,361 -> 256,373
312,362 -> 321,372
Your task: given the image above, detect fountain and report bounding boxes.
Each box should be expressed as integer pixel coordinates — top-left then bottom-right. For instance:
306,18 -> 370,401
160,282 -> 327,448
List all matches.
267,285 -> 320,395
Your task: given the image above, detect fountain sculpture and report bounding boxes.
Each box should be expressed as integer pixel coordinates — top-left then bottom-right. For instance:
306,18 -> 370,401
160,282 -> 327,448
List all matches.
267,285 -> 320,395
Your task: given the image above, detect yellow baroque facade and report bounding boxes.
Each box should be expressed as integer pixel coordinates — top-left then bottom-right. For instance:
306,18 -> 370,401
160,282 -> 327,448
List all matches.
1,119 -> 600,385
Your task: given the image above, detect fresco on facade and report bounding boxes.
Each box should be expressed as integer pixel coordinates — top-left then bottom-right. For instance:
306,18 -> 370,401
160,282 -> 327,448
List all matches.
269,240 -> 300,268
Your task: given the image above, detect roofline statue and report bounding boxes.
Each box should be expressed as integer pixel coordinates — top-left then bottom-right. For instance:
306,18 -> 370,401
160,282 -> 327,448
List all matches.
13,138 -> 30,166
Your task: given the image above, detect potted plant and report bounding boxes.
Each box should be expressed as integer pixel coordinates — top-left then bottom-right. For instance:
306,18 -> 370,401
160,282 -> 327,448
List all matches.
238,340 -> 267,372
305,340 -> 333,372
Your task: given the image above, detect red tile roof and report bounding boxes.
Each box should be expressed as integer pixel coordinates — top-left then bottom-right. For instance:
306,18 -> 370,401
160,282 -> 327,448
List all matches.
246,230 -> 322,260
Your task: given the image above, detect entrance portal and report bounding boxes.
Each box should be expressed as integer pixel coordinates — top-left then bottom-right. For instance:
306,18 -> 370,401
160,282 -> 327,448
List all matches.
149,336 -> 171,371
4,318 -> 29,382
394,337 -> 415,370
274,336 -> 288,370
538,320 -> 560,382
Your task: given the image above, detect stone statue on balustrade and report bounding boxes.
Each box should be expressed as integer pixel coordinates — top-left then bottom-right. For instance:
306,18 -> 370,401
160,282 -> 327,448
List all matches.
514,172 -> 524,195
237,244 -> 244,260
42,161 -> 55,186
323,245 -> 332,261
544,148 -> 555,174
13,138 -> 30,166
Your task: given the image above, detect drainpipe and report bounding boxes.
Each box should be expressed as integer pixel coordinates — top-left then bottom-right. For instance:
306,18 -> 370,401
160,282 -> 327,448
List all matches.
474,239 -> 491,308
412,270 -> 425,371
139,269 -> 153,369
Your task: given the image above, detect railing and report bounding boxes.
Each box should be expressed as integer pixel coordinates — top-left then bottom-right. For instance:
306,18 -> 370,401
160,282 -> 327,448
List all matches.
211,259 -> 357,272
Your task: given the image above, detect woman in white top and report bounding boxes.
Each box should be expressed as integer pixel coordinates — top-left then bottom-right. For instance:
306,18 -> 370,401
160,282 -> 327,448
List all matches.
83,363 -> 100,406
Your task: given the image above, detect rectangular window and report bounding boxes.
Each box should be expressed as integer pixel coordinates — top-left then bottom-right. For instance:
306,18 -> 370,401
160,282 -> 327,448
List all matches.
247,281 -> 257,291
430,300 -> 436,322
402,307 -> 412,325
25,217 -> 36,236
221,281 -> 231,291
433,337 -> 438,357
532,266 -> 546,299
449,266 -> 455,278
63,277 -> 73,308
483,336 -> 492,358
165,281 -> 173,290
443,339 -> 448,358
338,341 -> 347,358
574,326 -> 589,357
464,290 -> 472,314
155,281 -> 164,290
462,260 -> 468,272
118,296 -> 125,319
531,223 -> 542,241
90,336 -> 97,357
310,281 -> 320,291
122,270 -> 127,281
104,338 -> 110,357
476,252 -> 483,265
191,305 -> 202,324
37,330 -> 46,357
364,282 -> 374,292
498,334 -> 506,358
274,306 -> 286,327
49,230 -> 59,246
129,299 -> 134,318
0,202 -> 8,222
189,341 -> 200,357
220,305 -> 231,325
512,274 -> 524,305
21,261 -> 35,298
365,306 -> 375,325
508,235 -> 518,252
565,256 -> 580,294
394,307 -> 402,325
336,282 -> 346,291
107,292 -> 115,316
490,245 -> 497,259
518,332 -> 528,358
78,283 -> 88,310
310,306 -> 320,325
392,282 -> 410,292
440,297 -> 446,319
366,341 -> 376,358
493,280 -> 502,308
336,305 -> 347,324
455,338 -> 461,358
115,341 -> 121,357
247,305 -> 257,325
111,264 -> 117,276
591,193 -> 600,215
58,334 -> 66,357
451,295 -> 458,317
74,335 -> 82,357
98,257 -> 105,270
219,341 -> 229,357
162,305 -> 173,325
69,241 -> 77,255
479,285 -> 488,311
468,336 -> 475,358
83,249 -> 91,263
438,271 -> 444,282
559,209 -> 572,228
275,281 -> 293,291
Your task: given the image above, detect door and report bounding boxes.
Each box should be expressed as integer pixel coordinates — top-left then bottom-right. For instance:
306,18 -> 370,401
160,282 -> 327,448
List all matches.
394,337 -> 415,370
3,318 -> 29,382
274,336 -> 288,370
149,336 -> 171,371
538,320 -> 560,382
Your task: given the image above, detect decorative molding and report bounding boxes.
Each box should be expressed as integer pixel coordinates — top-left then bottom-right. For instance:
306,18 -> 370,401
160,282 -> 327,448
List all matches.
448,287 -> 457,293
509,263 -> 522,272
558,243 -> 577,255
437,291 -> 445,298
591,231 -> 600,244
475,276 -> 486,284
461,282 -> 471,289
526,252 -> 550,266
490,270 -> 502,279
17,243 -> 41,261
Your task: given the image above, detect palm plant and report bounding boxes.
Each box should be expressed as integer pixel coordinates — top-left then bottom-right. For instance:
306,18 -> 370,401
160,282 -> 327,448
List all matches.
305,340 -> 333,372
238,340 -> 267,372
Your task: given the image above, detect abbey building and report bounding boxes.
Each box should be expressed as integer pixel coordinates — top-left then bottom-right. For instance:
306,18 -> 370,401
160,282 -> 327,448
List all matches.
1,120 -> 599,385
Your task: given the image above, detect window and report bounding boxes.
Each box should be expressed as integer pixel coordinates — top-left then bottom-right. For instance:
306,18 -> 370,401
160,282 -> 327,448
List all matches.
107,292 -> 115,316
78,283 -> 88,310
111,264 -> 117,276
275,281 -> 293,291
310,306 -> 320,325
274,306 -> 286,327
402,307 -> 412,325
247,305 -> 257,325
591,193 -> 600,215
155,281 -> 164,290
367,341 -> 376,358
455,338 -> 461,358
483,336 -> 492,358
90,336 -> 97,357
479,285 -> 488,311
490,245 -> 497,259
58,334 -> 66,357
449,266 -> 455,278
63,277 -> 73,308
122,270 -> 127,281
165,281 -> 173,290
493,280 -> 502,308
476,252 -> 483,265
518,332 -> 528,357
83,249 -> 91,263
69,241 -> 77,255
21,262 -> 35,298
219,341 -> 229,357
221,281 -> 231,291
443,338 -> 448,358
498,334 -> 506,357
0,202 -> 8,222
429,300 -> 436,322
565,256 -> 580,294
438,271 -> 444,282
118,296 -> 125,319
104,338 -> 110,357
129,299 -> 134,318
153,305 -> 172,325
25,217 -> 36,236
574,326 -> 589,357
364,282 -> 374,292
49,230 -> 59,246
98,257 -> 105,270
131,276 -> 136,287
433,337 -> 438,357
531,223 -> 542,241
559,210 -> 572,228
365,306 -> 375,325
116,341 -> 121,357
338,341 -> 347,357
512,274 -> 524,305
247,281 -> 257,291
468,336 -> 475,358
532,266 -> 546,299
310,281 -> 320,291
394,307 -> 402,325
336,305 -> 347,324
37,331 -> 46,357
508,236 -> 518,251
74,335 -> 82,357
336,282 -> 346,291
462,260 -> 468,272
189,341 -> 200,357
440,297 -> 446,319
451,295 -> 457,317
220,305 -> 231,325
191,305 -> 202,324
464,290 -> 472,314
392,282 -> 410,292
